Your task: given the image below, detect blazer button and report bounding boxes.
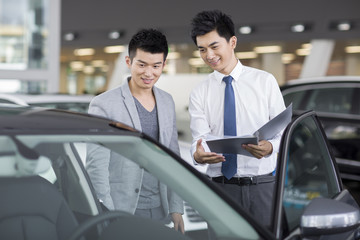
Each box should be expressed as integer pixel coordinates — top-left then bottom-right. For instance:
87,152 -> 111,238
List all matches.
135,188 -> 139,193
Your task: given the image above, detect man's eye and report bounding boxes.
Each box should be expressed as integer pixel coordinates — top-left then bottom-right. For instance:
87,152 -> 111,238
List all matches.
199,49 -> 205,53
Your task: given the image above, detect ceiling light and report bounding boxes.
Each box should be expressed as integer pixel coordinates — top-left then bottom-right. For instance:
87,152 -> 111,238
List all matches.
108,30 -> 124,39
254,45 -> 282,53
301,43 -> 312,49
70,61 -> 84,71
83,66 -> 95,74
291,24 -> 305,32
296,48 -> 311,56
239,26 -> 253,35
104,45 -> 125,53
345,46 -> 360,53
282,53 -> 295,64
63,32 -> 77,41
74,48 -> 95,56
330,21 -> 352,31
337,22 -> 351,31
91,60 -> 105,67
236,51 -> 258,59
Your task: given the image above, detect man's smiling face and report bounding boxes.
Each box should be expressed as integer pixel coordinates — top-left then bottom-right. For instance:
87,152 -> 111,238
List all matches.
196,30 -> 237,75
126,49 -> 165,91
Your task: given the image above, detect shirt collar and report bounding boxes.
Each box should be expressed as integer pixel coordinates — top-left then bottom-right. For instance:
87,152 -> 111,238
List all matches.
214,60 -> 243,84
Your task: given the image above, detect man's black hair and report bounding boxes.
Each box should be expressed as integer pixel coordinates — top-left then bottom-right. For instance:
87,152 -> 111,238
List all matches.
190,10 -> 235,45
128,29 -> 168,61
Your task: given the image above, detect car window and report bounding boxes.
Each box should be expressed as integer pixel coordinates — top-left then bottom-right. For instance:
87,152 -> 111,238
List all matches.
306,88 -> 353,114
0,134 -> 260,240
282,90 -> 307,110
283,86 -> 356,115
282,115 -> 340,231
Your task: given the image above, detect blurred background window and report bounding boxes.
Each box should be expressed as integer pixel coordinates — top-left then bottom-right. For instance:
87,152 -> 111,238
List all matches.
0,0 -> 49,70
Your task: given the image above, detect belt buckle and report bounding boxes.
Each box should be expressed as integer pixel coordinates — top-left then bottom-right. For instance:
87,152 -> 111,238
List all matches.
239,177 -> 252,185
251,176 -> 258,185
245,176 -> 257,185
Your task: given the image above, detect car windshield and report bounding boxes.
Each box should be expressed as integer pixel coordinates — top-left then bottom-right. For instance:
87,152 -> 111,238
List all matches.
0,133 -> 259,240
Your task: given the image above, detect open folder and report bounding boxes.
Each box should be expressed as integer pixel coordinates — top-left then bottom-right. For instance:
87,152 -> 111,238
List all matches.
206,103 -> 292,155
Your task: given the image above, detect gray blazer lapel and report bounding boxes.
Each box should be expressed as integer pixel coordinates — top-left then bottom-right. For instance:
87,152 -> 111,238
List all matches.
153,87 -> 167,145
121,80 -> 142,131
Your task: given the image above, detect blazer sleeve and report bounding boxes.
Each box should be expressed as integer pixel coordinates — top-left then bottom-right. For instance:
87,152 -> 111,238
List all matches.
168,98 -> 184,214
86,143 -> 114,210
85,97 -> 115,210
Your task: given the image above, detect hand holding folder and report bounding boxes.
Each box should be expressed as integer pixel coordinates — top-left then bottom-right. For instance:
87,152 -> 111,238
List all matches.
206,104 -> 292,156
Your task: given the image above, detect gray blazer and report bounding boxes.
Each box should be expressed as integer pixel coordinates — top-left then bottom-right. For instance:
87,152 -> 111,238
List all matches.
86,80 -> 183,215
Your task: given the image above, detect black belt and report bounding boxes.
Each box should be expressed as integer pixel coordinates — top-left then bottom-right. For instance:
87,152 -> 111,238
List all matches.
212,173 -> 275,185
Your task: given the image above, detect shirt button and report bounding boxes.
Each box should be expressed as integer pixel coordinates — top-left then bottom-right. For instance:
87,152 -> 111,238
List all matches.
135,188 -> 139,193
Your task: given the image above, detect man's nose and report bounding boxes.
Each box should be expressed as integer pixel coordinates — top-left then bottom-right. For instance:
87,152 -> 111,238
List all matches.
144,66 -> 152,76
206,50 -> 215,60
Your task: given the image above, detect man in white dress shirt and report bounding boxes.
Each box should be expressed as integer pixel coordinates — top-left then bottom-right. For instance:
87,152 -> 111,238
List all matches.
189,10 -> 286,228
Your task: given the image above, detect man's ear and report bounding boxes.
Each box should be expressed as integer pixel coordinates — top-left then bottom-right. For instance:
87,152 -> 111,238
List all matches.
230,36 -> 237,49
125,56 -> 132,68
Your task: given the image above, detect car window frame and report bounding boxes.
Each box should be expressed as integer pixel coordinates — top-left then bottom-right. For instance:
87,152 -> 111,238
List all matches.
272,110 -> 343,239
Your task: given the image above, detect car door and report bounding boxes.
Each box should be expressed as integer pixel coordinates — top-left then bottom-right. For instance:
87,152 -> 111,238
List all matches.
272,111 -> 360,239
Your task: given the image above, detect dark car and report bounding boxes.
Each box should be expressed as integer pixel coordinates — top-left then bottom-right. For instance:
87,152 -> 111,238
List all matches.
281,76 -> 360,186
0,104 -> 359,240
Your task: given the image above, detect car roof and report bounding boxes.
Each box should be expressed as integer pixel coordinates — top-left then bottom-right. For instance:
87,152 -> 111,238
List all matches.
0,93 -> 94,105
0,104 -> 138,134
284,75 -> 360,87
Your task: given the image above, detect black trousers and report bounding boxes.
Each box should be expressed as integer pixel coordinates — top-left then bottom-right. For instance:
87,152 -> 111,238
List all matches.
208,180 -> 275,239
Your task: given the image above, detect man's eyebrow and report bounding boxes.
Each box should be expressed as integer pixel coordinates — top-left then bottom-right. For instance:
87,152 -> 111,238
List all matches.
198,41 -> 219,49
136,59 -> 163,65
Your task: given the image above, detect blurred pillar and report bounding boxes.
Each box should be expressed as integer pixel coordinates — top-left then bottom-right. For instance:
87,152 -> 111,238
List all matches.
47,0 -> 61,93
107,46 -> 129,90
300,39 -> 335,78
262,53 -> 285,86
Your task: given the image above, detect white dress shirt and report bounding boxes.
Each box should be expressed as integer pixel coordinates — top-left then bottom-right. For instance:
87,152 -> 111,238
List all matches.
189,61 -> 286,177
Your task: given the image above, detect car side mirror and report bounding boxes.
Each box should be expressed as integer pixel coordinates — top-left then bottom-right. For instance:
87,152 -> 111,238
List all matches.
300,197 -> 360,237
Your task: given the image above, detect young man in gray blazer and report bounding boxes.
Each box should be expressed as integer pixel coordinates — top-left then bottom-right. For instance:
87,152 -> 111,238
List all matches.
86,29 -> 184,233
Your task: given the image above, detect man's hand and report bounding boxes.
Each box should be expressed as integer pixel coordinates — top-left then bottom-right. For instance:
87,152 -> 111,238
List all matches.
193,139 -> 225,164
171,212 -> 185,234
242,140 -> 273,159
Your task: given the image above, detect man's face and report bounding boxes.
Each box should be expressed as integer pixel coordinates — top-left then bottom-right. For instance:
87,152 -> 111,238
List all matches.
126,49 -> 165,90
196,30 -> 237,75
